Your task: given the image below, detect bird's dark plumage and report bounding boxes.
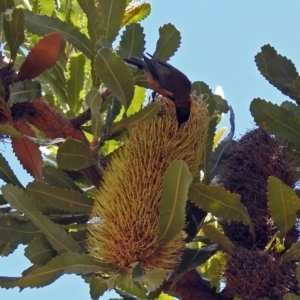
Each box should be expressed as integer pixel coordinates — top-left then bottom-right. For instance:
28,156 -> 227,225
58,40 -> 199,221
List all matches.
124,53 -> 191,126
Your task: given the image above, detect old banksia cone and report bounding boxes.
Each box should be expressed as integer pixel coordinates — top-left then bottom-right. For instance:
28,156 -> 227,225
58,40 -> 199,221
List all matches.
88,97 -> 209,273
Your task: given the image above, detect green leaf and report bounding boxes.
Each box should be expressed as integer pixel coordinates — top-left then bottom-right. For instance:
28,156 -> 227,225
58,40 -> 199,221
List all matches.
57,138 -> 97,170
0,153 -> 23,186
0,216 -> 41,245
117,275 -> 147,299
0,253 -> 119,288
122,2 -> 151,26
0,124 -> 23,137
85,88 -> 103,137
283,293 -> 299,300
192,81 -> 216,184
117,23 -> 145,59
268,176 -> 300,239
42,165 -> 82,192
66,53 -> 85,113
95,48 -> 134,108
8,80 -> 41,107
3,8 -> 24,61
189,183 -> 251,227
2,184 -> 82,254
89,277 -> 108,300
142,268 -> 165,292
38,0 -> 56,16
109,102 -> 160,135
102,139 -> 119,155
26,181 -> 94,213
282,241 -> 300,262
202,224 -> 234,252
174,245 -> 220,276
24,10 -> 91,58
25,236 -> 56,265
0,242 -> 17,256
158,160 -> 192,244
255,44 -> 300,104
153,23 -> 181,61
281,101 -> 300,116
126,86 -> 146,116
250,98 -> 300,148
97,0 -> 127,44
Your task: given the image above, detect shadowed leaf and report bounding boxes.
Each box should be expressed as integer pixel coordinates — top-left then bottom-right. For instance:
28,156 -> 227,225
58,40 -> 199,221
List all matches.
282,241 -> 300,262
0,242 -> 17,257
89,277 -> 108,300
0,1 -> 15,13
24,10 -> 91,58
57,138 -> 96,170
0,153 -> 22,186
3,8 -> 24,61
0,124 -> 23,137
250,98 -> 300,148
18,33 -> 62,81
95,48 -> 134,108
2,184 -> 82,254
281,101 -> 300,116
8,81 -> 41,106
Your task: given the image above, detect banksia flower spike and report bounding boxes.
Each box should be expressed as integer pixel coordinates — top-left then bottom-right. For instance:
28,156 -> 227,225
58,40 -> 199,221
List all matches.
88,97 -> 209,274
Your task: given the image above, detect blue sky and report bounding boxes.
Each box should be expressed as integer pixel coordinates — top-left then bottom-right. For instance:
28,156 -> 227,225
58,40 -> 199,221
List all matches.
1,1 -> 300,299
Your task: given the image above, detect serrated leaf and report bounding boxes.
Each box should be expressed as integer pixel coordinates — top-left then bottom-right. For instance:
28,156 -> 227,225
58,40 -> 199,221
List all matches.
0,242 -> 17,257
283,293 -> 299,300
122,2 -> 151,26
202,224 -> 234,252
24,10 -> 91,58
95,48 -> 134,108
268,176 -> 300,239
25,236 -> 56,265
0,216 -> 41,244
0,252 -> 119,288
89,277 -> 108,300
0,124 -> 23,137
57,138 -> 97,170
18,33 -> 62,81
42,165 -> 82,192
142,268 -> 165,292
102,139 -> 119,155
117,23 -> 145,59
126,86 -> 146,116
26,181 -> 94,213
157,293 -> 174,300
8,81 -> 41,106
66,53 -> 85,112
189,183 -> 251,227
2,184 -> 82,254
255,44 -> 300,104
11,122 -> 43,181
38,0 -> 56,16
174,245 -> 220,276
250,98 -> 300,148
85,88 -> 102,137
214,94 -> 229,114
192,81 -> 216,184
158,160 -> 192,244
0,152 -> 22,186
97,0 -> 127,44
281,101 -> 300,116
213,127 -> 227,151
282,241 -> 300,262
117,275 -> 147,299
3,8 -> 24,61
153,23 -> 181,61
109,102 -> 160,135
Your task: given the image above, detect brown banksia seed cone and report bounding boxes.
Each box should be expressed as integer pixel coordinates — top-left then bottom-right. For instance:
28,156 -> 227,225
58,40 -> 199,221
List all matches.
87,97 -> 209,273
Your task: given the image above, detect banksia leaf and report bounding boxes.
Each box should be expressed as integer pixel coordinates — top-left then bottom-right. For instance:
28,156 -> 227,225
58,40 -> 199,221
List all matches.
122,2 -> 151,26
158,160 -> 192,245
154,23 -> 181,61
268,176 -> 300,239
95,48 -> 134,108
0,153 -> 22,186
88,98 -> 209,274
282,241 -> 300,262
283,293 -> 299,300
8,81 -> 41,106
89,277 -> 107,300
0,124 -> 23,137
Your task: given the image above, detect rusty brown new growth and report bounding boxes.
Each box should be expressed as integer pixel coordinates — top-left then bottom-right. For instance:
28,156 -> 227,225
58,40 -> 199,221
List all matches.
88,97 -> 209,273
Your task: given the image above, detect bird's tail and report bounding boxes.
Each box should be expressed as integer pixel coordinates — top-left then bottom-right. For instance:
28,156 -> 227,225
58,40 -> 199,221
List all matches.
123,56 -> 144,69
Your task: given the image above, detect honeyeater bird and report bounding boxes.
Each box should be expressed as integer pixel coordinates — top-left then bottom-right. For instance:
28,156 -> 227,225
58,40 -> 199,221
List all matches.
124,53 -> 192,126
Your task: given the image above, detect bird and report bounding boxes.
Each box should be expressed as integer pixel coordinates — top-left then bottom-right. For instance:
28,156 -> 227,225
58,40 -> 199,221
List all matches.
124,53 -> 192,126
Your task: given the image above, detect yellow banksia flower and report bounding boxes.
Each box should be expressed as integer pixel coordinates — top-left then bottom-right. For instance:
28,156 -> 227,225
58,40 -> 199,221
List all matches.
87,97 -> 209,273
